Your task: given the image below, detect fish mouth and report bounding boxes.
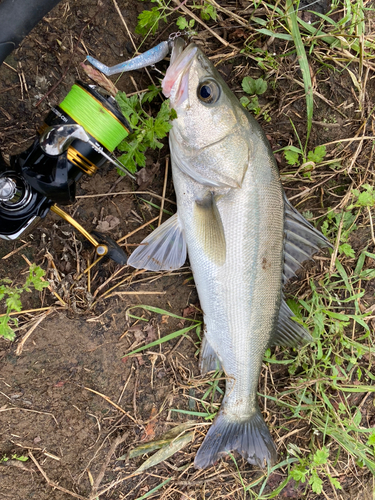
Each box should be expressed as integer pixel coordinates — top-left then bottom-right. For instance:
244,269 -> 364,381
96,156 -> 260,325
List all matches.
162,40 -> 197,106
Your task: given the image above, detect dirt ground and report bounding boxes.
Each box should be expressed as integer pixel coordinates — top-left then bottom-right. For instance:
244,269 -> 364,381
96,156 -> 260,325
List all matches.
0,1 -> 375,499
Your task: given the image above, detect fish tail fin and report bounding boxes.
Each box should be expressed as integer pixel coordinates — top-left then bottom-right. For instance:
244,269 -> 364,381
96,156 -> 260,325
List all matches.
194,407 -> 277,469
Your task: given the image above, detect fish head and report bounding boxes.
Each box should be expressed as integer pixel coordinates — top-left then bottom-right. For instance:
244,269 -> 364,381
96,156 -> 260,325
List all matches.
162,40 -> 250,188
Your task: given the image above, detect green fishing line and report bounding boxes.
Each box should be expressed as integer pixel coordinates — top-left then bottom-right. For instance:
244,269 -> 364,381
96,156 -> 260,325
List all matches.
59,84 -> 128,151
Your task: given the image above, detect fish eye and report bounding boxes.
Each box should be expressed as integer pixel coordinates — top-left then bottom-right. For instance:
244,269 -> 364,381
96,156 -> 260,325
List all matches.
197,80 -> 220,104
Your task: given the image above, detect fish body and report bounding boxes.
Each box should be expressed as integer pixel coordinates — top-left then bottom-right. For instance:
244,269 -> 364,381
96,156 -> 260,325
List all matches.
128,40 -> 331,468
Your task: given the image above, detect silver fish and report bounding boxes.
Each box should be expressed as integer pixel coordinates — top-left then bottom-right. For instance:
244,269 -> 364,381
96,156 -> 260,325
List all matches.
128,39 -> 331,469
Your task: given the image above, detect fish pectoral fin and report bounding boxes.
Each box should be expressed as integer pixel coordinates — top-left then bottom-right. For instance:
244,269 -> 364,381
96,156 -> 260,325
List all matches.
199,336 -> 222,374
283,192 -> 332,284
271,298 -> 313,347
194,406 -> 277,469
194,193 -> 226,266
127,213 -> 187,271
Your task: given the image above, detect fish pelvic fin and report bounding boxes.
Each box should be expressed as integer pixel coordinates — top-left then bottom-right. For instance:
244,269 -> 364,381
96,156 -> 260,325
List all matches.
127,213 -> 187,271
194,193 -> 226,266
199,336 -> 222,374
283,192 -> 332,284
194,407 -> 277,469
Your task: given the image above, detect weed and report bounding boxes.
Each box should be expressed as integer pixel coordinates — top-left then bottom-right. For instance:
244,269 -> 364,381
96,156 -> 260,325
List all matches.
284,145 -> 327,167
135,0 -> 169,36
288,445 -> 342,494
0,454 -> 28,462
192,1 -> 217,22
176,16 -> 195,31
0,264 -> 49,341
115,89 -> 176,174
240,76 -> 271,122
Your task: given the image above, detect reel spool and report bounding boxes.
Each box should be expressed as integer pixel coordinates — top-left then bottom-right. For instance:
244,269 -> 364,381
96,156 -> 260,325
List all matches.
0,81 -> 132,264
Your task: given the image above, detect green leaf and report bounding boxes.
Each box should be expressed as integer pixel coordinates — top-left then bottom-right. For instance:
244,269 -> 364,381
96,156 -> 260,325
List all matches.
200,2 -> 217,21
135,7 -> 161,36
284,149 -> 300,166
309,471 -> 323,494
339,243 -> 355,258
176,16 -> 189,30
353,409 -> 362,426
118,139 -> 146,174
313,447 -> 329,465
328,476 -> 342,490
240,96 -> 250,108
367,432 -> 375,447
241,76 -> 267,95
142,85 -> 162,104
290,465 -> 307,482
0,316 -> 16,341
307,145 -> 326,163
6,293 -> 22,312
26,265 -> 48,291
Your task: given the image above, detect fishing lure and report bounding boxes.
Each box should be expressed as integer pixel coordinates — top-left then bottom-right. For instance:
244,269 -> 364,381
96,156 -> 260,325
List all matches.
86,40 -> 171,76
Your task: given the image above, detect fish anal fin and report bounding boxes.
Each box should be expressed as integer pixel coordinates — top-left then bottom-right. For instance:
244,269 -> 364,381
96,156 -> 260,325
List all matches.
283,192 -> 332,284
271,298 -> 312,347
194,193 -> 226,266
127,213 -> 186,271
199,336 -> 222,374
194,406 -> 277,469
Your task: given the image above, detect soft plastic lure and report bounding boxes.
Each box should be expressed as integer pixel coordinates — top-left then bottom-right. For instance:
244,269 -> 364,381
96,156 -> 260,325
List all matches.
86,41 -> 171,76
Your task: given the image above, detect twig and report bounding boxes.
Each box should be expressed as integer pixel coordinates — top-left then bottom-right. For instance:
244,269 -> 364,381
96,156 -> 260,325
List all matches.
329,211 -> 345,274
0,406 -> 58,426
111,0 -> 137,52
117,216 -> 159,244
367,207 -> 375,248
1,242 -> 30,260
83,386 -> 137,423
16,310 -> 51,355
29,451 -> 89,500
77,190 -> 176,205
0,306 -> 56,318
91,433 -> 129,495
105,290 -> 166,299
93,269 -> 146,304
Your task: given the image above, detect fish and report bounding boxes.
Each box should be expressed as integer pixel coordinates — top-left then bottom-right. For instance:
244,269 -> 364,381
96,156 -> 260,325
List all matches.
127,38 -> 331,469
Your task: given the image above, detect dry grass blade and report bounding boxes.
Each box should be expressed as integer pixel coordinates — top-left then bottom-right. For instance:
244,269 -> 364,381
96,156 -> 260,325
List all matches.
134,432 -> 194,473
15,309 -> 51,355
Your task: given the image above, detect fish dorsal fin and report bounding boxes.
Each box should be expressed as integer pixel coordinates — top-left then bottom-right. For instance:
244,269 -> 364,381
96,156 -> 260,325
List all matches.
194,193 -> 226,266
199,336 -> 222,374
127,213 -> 186,271
283,193 -> 332,284
271,298 -> 312,347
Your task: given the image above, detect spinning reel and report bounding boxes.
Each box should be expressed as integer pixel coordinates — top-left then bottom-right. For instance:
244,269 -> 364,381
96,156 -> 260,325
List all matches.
0,81 -> 132,264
